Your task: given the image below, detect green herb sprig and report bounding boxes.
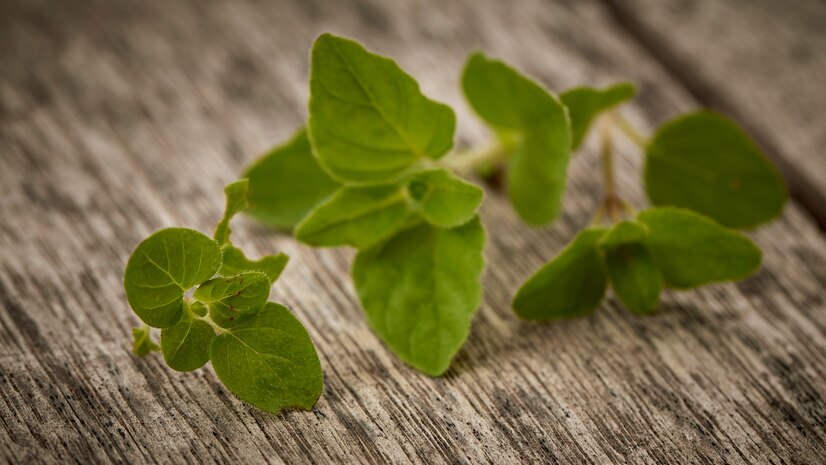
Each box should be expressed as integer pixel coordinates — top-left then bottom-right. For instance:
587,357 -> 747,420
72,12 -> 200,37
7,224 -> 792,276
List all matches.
240,34 -> 786,376
124,180 -> 323,413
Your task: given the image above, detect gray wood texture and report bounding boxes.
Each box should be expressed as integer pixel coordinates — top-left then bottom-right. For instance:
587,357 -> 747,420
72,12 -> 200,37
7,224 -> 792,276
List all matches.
1,0 -> 824,463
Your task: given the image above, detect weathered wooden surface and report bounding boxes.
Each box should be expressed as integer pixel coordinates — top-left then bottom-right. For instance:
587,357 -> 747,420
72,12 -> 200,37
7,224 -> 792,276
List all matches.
604,0 -> 826,229
1,0 -> 825,463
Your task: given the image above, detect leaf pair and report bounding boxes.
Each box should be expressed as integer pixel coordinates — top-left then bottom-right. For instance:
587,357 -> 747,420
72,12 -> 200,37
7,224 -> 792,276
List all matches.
124,180 -> 322,413
513,207 -> 762,319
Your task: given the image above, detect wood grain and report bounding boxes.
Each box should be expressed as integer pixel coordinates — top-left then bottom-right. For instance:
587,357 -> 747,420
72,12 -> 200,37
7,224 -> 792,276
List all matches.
1,0 -> 824,463
602,0 -> 826,230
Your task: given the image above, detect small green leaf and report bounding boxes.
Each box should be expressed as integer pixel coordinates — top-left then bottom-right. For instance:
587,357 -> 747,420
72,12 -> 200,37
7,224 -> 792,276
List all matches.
637,207 -> 762,288
193,272 -> 270,328
599,221 -> 661,314
124,228 -> 222,328
160,308 -> 215,372
190,301 -> 208,317
210,302 -> 323,412
461,53 -> 571,225
353,217 -> 485,376
507,121 -> 570,225
560,83 -> 636,150
645,111 -> 787,228
406,169 -> 483,228
513,228 -> 608,321
214,179 -> 250,245
309,33 -> 455,184
220,245 -> 288,283
244,128 -> 339,230
295,185 -> 410,249
132,325 -> 159,356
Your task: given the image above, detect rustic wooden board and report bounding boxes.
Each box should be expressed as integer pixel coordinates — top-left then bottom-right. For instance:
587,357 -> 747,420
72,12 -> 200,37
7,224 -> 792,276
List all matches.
1,0 -> 824,463
602,0 -> 826,229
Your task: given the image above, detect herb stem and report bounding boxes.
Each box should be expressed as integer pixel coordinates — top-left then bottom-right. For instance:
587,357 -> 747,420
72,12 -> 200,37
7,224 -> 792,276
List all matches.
441,141 -> 508,175
611,112 -> 648,149
600,121 -> 623,223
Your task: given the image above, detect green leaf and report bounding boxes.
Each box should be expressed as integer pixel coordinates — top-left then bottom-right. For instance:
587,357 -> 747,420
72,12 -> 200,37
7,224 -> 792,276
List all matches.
560,83 -> 636,150
295,185 -> 410,249
461,53 -> 571,225
244,128 -> 339,230
308,33 -> 456,184
220,245 -> 288,283
160,307 -> 215,372
637,207 -> 762,288
210,302 -> 323,412
406,169 -> 483,228
352,217 -> 485,376
507,121 -> 570,225
645,111 -> 787,229
132,325 -> 159,356
599,221 -> 661,314
124,228 -> 222,328
513,228 -> 608,320
193,272 -> 271,328
214,179 -> 250,245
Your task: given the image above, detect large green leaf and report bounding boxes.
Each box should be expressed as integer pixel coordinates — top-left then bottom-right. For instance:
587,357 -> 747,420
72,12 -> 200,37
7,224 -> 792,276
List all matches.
244,128 -> 339,230
309,33 -> 455,184
637,208 -> 762,288
210,303 -> 323,412
461,53 -> 570,225
406,169 -> 483,228
513,228 -> 608,320
560,83 -> 636,150
160,307 -> 215,372
295,184 -> 410,249
599,221 -> 661,314
193,271 -> 271,328
124,228 -> 222,328
352,217 -> 485,376
645,111 -> 787,228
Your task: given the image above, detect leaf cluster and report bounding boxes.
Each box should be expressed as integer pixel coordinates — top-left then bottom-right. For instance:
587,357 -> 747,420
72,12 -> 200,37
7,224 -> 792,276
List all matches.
124,180 -> 323,413
239,34 -> 786,377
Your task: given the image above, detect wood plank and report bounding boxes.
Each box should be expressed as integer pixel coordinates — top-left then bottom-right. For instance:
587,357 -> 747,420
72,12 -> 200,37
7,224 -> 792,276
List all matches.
602,0 -> 826,230
1,0 -> 824,463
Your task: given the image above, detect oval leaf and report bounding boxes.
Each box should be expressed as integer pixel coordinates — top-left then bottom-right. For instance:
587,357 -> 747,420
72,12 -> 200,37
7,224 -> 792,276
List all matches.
560,83 -> 636,150
461,53 -> 571,225
160,310 -> 215,372
353,217 -> 485,376
309,33 -> 455,184
244,128 -> 339,230
406,169 -> 483,228
513,228 -> 608,320
295,184 -> 411,250
637,207 -> 762,288
210,303 -> 323,413
645,111 -> 787,229
193,271 -> 271,328
124,228 -> 222,328
219,246 -> 288,283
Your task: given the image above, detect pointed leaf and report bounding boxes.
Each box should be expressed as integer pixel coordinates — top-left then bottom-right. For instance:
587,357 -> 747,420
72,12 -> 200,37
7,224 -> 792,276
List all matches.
210,303 -> 323,412
406,169 -> 483,228
560,83 -> 636,149
295,185 -> 410,249
638,207 -> 762,288
220,245 -> 288,283
309,33 -> 455,184
244,128 -> 339,230
353,217 -> 485,376
193,271 -> 270,328
214,179 -> 250,245
513,228 -> 608,320
645,111 -> 787,228
124,228 -> 222,328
